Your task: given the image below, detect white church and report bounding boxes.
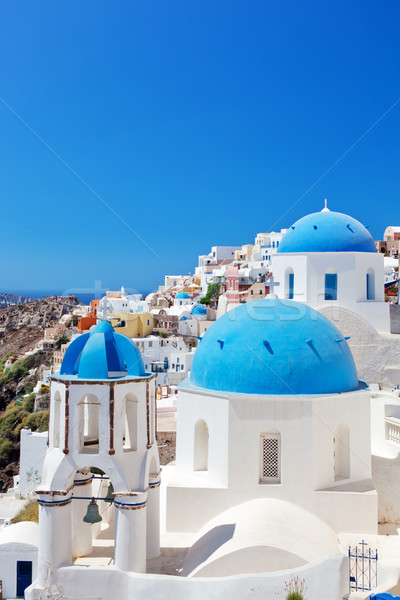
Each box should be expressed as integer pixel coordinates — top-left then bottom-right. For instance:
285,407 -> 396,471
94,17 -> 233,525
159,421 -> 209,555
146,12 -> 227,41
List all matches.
23,204 -> 400,600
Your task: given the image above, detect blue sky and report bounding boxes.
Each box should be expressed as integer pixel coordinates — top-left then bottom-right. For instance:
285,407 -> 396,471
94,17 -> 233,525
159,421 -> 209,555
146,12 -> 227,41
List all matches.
1,1 -> 399,295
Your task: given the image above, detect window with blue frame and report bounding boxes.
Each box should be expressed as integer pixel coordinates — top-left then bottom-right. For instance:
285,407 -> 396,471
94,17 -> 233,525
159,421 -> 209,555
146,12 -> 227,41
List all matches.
366,270 -> 375,300
325,274 -> 337,300
288,273 -> 294,299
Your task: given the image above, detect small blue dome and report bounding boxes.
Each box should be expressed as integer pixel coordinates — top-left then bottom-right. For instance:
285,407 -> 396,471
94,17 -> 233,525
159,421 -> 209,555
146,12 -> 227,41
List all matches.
192,305 -> 207,315
60,321 -> 145,380
175,292 -> 190,299
190,299 -> 360,395
278,209 -> 376,254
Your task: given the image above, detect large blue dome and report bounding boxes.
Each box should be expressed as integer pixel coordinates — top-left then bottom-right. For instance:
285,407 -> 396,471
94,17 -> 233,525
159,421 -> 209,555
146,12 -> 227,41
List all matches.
278,209 -> 376,254
189,299 -> 360,395
59,321 -> 145,380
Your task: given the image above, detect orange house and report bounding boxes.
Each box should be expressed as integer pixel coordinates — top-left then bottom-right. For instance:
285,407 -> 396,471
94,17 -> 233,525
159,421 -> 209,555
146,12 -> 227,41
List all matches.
78,300 -> 100,331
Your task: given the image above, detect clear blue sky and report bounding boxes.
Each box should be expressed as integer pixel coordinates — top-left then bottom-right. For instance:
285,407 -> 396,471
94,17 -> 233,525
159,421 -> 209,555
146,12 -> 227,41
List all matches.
1,1 -> 399,295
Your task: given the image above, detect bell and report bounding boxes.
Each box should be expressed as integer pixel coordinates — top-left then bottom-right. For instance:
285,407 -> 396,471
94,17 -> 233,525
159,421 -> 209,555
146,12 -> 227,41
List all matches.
90,467 -> 105,475
83,498 -> 102,524
104,482 -> 114,504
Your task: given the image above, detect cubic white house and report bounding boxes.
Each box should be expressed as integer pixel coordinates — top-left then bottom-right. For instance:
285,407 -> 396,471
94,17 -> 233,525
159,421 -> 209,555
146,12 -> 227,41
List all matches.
271,203 -> 400,386
272,202 -> 389,333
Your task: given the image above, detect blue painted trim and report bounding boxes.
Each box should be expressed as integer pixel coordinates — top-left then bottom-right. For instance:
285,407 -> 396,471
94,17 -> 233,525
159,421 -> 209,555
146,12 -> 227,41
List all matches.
149,480 -> 161,487
114,499 -> 147,508
37,497 -> 71,506
73,477 -> 93,484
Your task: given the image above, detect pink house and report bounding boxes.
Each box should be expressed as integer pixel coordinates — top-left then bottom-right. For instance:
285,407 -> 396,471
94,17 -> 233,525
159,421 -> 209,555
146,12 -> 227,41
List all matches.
226,266 -> 240,303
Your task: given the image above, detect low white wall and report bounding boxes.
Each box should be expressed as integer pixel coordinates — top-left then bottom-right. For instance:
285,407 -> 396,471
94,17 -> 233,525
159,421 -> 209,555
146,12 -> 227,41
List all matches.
318,305 -> 400,386
19,429 -> 48,495
26,554 -> 346,600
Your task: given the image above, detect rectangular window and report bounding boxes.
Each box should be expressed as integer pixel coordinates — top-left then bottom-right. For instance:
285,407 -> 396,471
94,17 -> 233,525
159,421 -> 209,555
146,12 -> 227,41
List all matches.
288,273 -> 294,300
325,274 -> 337,301
260,434 -> 280,483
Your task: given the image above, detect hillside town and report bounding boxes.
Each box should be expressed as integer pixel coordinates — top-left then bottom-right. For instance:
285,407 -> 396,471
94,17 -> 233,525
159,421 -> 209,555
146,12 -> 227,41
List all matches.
0,206 -> 400,598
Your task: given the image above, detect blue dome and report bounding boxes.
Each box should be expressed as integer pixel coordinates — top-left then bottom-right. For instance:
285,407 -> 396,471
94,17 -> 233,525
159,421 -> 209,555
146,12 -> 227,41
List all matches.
190,299 -> 360,395
192,305 -> 207,315
60,321 -> 145,380
278,209 -> 377,254
175,292 -> 190,299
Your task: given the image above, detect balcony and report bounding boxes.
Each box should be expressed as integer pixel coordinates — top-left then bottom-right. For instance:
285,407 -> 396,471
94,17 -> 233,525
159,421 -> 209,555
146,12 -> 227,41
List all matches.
385,416 -> 400,444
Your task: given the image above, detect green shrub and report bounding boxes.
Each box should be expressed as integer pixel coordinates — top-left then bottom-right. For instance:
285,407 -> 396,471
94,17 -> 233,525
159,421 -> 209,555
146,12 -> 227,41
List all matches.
0,438 -> 14,459
12,423 -> 24,439
22,394 -> 35,412
54,334 -> 69,349
0,407 -> 21,434
24,411 -> 49,433
200,283 -> 221,304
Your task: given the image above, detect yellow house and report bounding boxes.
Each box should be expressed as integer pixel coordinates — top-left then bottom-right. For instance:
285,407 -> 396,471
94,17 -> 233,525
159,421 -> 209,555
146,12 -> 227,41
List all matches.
108,312 -> 153,338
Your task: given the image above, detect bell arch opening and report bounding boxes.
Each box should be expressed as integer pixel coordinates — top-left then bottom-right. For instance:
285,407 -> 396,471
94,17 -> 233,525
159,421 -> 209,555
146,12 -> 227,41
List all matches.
78,395 -> 100,454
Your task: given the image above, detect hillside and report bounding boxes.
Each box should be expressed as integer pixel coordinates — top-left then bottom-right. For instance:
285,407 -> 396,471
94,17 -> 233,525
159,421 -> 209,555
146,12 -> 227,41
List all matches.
0,293 -> 38,309
0,296 -> 78,491
0,296 -> 77,360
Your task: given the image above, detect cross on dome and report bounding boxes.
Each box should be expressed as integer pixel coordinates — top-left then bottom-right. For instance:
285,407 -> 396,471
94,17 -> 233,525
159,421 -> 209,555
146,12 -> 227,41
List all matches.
321,198 -> 330,213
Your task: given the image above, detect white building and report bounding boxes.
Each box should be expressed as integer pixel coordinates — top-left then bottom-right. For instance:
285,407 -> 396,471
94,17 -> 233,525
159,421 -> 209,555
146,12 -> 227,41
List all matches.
167,350 -> 195,385
252,229 -> 288,261
270,204 -> 400,386
96,289 -> 145,321
196,245 -> 241,273
160,275 -> 188,292
167,299 -> 376,545
173,291 -> 192,308
272,203 -> 389,333
0,522 -> 38,598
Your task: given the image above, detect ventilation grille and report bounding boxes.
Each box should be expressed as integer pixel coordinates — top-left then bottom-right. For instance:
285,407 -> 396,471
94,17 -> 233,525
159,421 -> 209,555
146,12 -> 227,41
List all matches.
261,436 -> 280,481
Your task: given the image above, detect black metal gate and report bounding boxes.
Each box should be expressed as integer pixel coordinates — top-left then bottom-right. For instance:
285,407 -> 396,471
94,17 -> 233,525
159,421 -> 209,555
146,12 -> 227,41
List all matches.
348,540 -> 378,593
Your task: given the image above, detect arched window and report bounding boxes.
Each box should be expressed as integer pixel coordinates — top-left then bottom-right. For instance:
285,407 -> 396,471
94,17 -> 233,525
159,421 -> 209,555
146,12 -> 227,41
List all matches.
123,393 -> 138,451
285,268 -> 294,300
334,423 -> 350,481
78,394 -> 100,453
366,268 -> 375,300
52,391 -> 61,448
325,273 -> 337,300
194,419 -> 209,471
260,431 -> 281,483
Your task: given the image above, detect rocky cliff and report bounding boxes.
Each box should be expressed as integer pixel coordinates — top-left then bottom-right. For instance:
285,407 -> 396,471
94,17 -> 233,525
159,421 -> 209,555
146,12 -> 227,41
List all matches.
0,296 -> 77,360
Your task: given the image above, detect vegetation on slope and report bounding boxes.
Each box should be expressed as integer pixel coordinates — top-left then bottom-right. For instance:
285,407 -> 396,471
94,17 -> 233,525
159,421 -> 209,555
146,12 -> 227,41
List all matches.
199,283 -> 221,305
0,396 -> 48,459
11,499 -> 39,524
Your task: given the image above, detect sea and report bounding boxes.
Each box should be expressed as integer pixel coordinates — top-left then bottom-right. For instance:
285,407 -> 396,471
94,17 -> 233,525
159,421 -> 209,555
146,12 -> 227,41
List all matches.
2,289 -> 152,305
